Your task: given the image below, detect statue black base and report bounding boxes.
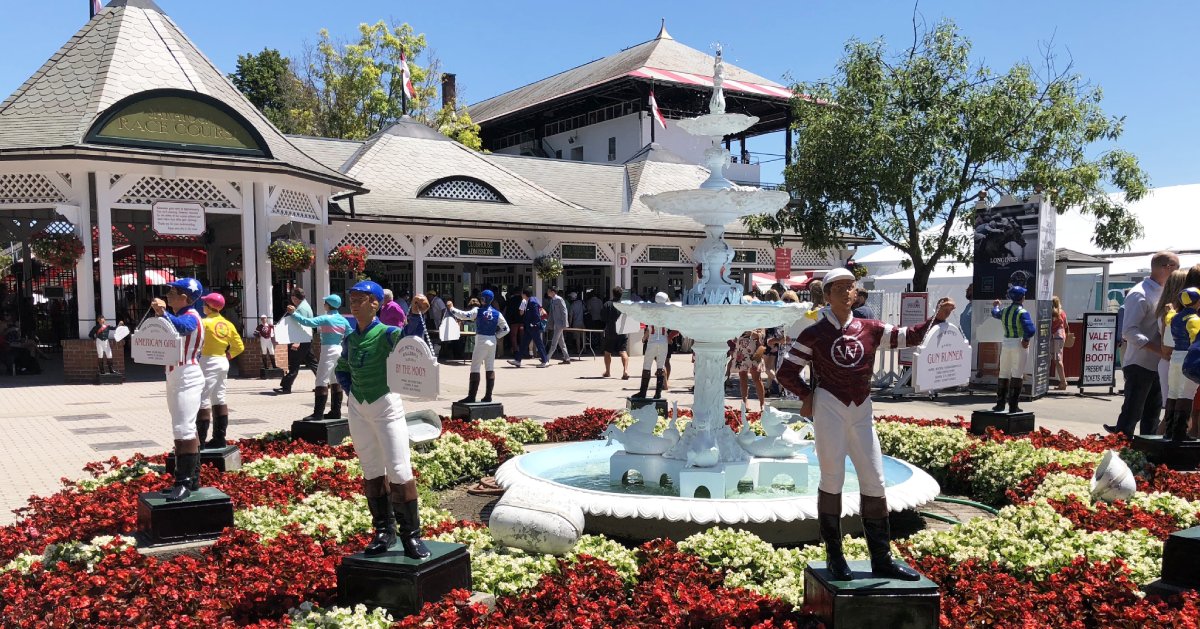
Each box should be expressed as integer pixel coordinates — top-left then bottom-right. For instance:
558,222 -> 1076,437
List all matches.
970,410 -> 1035,436
627,396 -> 668,415
1145,525 -> 1200,596
451,401 -> 503,421
804,560 -> 940,629
337,540 -> 471,618
136,487 -> 234,546
291,418 -> 351,445
1130,436 -> 1200,471
260,367 -> 284,380
165,446 -> 242,474
97,372 -> 124,385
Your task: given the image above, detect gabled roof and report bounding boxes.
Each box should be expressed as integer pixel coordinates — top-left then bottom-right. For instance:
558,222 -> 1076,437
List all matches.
469,28 -> 789,125
487,154 -> 626,215
0,0 -> 358,189
286,135 -> 364,173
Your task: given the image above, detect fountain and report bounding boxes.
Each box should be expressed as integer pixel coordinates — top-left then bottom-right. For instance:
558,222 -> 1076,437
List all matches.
493,47 -> 940,546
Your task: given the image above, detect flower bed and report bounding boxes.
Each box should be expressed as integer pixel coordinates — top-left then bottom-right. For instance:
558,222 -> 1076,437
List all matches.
2,412 -> 1200,627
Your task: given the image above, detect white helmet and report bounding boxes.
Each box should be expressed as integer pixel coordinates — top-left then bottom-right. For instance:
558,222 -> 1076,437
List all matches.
654,292 -> 670,304
822,267 -> 856,285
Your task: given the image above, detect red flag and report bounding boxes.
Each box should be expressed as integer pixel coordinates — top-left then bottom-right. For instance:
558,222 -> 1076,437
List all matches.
400,50 -> 416,100
90,0 -> 102,18
649,90 -> 667,129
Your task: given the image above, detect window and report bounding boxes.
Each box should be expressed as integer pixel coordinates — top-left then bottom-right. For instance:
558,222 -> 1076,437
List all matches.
418,177 -> 508,203
555,149 -> 562,159
570,147 -> 583,161
607,137 -> 616,161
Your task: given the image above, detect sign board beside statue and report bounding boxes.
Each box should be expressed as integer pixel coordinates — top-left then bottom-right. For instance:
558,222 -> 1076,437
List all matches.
912,322 -> 972,392
387,336 -> 439,401
130,317 -> 184,365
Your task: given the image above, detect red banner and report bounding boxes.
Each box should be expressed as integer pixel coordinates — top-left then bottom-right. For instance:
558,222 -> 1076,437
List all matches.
774,248 -> 792,279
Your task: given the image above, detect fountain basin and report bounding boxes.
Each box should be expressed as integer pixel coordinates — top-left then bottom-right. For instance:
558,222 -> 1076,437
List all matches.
676,112 -> 759,137
495,441 -> 940,544
641,188 -> 791,225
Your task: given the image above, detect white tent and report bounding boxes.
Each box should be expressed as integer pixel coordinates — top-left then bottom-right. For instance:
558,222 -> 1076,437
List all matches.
872,262 -> 973,320
1055,184 -> 1200,256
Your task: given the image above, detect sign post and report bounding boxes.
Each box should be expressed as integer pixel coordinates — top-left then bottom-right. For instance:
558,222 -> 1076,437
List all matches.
1079,312 -> 1117,395
774,248 -> 792,280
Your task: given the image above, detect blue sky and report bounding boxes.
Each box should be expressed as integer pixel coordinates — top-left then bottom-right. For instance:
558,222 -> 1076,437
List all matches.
2,1 -> 1196,188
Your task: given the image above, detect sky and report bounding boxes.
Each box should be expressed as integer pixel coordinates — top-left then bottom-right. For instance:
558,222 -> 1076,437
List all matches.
1,1 -> 1197,189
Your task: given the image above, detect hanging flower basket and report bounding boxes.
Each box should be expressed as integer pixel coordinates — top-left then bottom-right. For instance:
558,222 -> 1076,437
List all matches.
31,231 -> 84,269
328,244 -> 368,275
534,254 -> 564,281
267,239 -> 315,273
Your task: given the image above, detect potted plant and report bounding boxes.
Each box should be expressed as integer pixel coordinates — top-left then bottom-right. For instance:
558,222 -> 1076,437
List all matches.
534,254 -> 564,281
267,239 -> 315,273
30,231 -> 85,269
327,244 -> 369,276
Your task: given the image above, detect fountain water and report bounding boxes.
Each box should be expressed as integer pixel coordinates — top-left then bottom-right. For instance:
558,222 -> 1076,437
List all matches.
493,46 -> 939,546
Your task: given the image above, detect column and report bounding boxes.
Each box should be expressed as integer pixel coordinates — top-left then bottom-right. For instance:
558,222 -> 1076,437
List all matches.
75,177 -> 94,338
94,171 -> 116,321
254,182 -> 272,320
239,180 -> 258,329
413,252 -> 425,298
313,221 -> 330,300
533,272 -> 544,300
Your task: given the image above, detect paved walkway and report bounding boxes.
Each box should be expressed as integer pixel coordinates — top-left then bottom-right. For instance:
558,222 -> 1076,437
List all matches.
0,355 -> 1122,525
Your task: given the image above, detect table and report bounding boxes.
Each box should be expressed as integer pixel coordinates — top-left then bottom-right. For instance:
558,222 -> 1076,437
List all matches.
562,327 -> 603,359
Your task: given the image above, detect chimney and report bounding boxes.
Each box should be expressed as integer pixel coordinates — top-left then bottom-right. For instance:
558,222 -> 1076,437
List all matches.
441,73 -> 457,110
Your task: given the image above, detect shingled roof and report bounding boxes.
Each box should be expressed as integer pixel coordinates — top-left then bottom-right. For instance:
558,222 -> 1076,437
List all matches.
469,26 -> 789,126
0,0 -> 359,189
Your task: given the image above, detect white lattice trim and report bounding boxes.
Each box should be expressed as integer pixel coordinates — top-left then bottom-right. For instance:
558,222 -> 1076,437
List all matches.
117,176 -> 237,208
419,178 -> 506,202
792,248 -> 833,267
270,188 -> 320,222
501,239 -> 530,260
0,174 -> 68,204
336,232 -> 411,257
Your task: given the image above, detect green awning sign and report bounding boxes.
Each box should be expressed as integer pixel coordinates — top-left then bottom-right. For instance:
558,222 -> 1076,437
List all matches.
88,92 -> 267,157
459,239 -> 501,257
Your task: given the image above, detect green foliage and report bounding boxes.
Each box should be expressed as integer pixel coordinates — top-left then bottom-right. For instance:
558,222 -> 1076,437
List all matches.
748,20 -> 1148,290
228,48 -> 318,135
433,102 -> 483,151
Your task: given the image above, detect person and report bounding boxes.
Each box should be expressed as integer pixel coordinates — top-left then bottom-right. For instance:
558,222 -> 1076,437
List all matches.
379,289 -> 406,328
275,288 -> 313,395
760,289 -> 782,396
851,286 -> 876,320
960,284 -> 974,345
150,278 -> 206,501
1163,288 -> 1200,442
88,315 -> 122,375
636,292 -> 675,399
732,328 -> 767,412
585,290 -> 604,330
396,289 -> 411,316
288,294 -> 351,421
1154,270 -> 1189,423
990,286 -> 1036,413
1051,295 -> 1069,391
546,287 -> 571,364
447,289 -> 510,403
601,286 -> 629,379
569,291 -> 586,354
509,290 -> 550,368
426,290 -> 447,358
504,289 -> 525,357
197,293 -> 244,448
2,318 -> 39,375
333,280 -> 430,559
254,314 -> 276,372
1106,252 -> 1181,436
404,293 -> 433,349
1187,264 -> 1200,438
776,267 -> 955,582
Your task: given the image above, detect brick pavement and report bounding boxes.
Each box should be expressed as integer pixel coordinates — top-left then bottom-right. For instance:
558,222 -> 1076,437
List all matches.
0,355 -> 1123,525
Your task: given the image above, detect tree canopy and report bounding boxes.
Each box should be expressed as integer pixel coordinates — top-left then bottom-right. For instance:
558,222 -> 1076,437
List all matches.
746,20 -> 1149,291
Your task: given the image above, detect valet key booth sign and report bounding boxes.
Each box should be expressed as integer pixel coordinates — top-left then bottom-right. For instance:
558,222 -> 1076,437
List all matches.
1079,312 -> 1118,394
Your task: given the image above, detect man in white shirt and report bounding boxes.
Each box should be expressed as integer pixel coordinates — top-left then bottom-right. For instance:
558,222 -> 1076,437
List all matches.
1106,251 -> 1180,436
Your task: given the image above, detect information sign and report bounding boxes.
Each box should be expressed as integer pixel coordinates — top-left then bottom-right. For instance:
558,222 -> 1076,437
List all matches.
387,336 -> 440,401
1080,312 -> 1118,388
912,322 -> 972,392
152,201 -> 206,236
898,292 -> 928,366
130,317 -> 184,365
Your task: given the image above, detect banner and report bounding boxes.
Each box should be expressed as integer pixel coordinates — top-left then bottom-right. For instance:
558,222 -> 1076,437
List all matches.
1032,300 -> 1052,397
898,292 -> 928,366
1080,312 -> 1118,388
971,196 -> 1042,300
774,248 -> 792,280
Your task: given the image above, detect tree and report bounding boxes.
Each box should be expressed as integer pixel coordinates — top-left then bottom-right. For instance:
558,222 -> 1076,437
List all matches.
433,103 -> 482,151
747,20 -> 1148,291
228,49 -> 318,135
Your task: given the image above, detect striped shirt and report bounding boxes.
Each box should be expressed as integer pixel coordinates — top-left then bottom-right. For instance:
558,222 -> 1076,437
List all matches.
162,307 -> 204,371
991,304 -> 1035,340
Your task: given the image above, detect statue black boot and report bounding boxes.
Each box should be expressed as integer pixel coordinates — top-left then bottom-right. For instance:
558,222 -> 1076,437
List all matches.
188,444 -> 203,491
1007,377 -> 1024,413
305,388 -> 328,421
861,494 -> 921,581
992,378 -> 1009,412
654,368 -> 665,399
818,490 -> 853,580
206,404 -> 229,449
1162,399 -> 1179,442
458,372 -> 480,404
364,494 -> 396,556
195,408 -> 211,446
1180,403 -> 1198,442
107,359 -> 120,375
392,479 -> 431,559
165,440 -> 198,502
635,369 -> 652,398
326,385 -> 343,420
481,371 -> 496,403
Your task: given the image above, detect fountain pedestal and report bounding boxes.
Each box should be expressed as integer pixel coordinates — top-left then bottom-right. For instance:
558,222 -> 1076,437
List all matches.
804,560 -> 940,629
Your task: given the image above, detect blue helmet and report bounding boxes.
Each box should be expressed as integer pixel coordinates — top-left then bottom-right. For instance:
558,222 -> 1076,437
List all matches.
167,278 -> 203,299
1008,285 -> 1027,301
349,280 -> 384,303
1181,287 -> 1200,308
481,289 -> 494,303
324,294 -> 343,308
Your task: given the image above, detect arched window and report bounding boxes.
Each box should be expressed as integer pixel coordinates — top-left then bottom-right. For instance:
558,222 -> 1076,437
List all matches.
417,177 -> 507,203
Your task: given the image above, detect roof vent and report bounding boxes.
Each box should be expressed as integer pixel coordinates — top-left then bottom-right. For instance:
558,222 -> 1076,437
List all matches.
418,176 -> 508,203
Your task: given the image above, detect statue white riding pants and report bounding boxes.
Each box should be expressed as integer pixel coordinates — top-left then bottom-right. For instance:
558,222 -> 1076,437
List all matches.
198,356 -> 229,409
166,363 -> 204,440
998,338 -> 1028,378
812,387 -> 886,498
471,335 -> 497,373
1168,351 -> 1199,399
315,343 -> 342,387
95,339 -> 112,359
258,337 -> 273,356
347,392 -> 414,484
642,341 -> 668,371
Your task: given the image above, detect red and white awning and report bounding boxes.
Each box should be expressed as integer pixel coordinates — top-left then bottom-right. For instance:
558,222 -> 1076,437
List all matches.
750,271 -> 815,291
627,66 -> 794,99
115,269 -> 176,286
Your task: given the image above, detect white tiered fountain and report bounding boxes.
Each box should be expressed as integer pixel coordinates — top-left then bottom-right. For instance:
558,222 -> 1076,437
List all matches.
491,47 -> 939,548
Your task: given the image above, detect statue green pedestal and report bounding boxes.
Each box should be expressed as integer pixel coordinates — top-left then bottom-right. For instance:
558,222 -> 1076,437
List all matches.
970,410 -> 1035,436
337,540 -> 471,618
804,560 -> 940,629
291,418 -> 350,445
165,445 -> 242,473
136,487 -> 234,546
1131,436 -> 1200,471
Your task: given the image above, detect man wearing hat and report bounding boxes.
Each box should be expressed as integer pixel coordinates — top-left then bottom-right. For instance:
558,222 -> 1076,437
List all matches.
149,278 -> 207,501
288,294 -> 351,421
1164,287 -> 1200,441
635,292 -> 676,399
777,267 -> 955,582
254,314 -> 276,372
991,285 -> 1036,413
334,280 -> 430,559
446,289 -> 510,404
198,292 -> 244,449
